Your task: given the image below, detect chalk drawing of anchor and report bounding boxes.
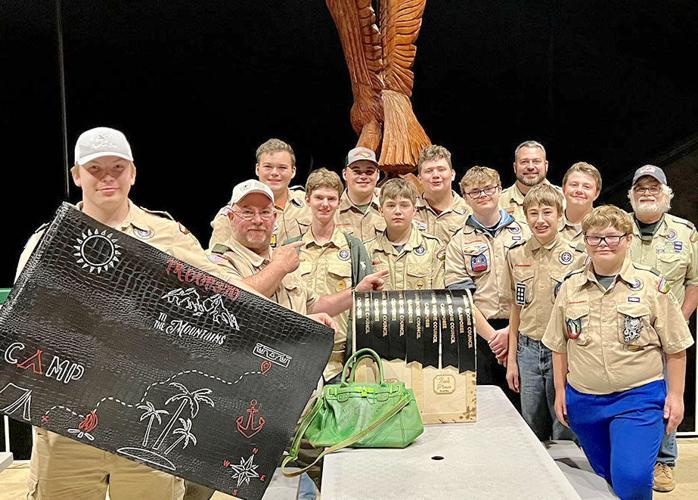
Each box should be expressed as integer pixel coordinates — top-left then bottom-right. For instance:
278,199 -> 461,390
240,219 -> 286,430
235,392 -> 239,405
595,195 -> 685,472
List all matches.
235,400 -> 265,439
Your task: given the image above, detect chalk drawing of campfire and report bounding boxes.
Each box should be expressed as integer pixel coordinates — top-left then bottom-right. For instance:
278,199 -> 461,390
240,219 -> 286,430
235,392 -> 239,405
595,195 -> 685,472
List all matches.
162,288 -> 239,328
118,382 -> 214,471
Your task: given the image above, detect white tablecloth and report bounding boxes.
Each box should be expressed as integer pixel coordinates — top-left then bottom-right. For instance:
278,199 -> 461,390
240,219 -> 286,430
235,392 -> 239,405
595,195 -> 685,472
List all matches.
322,385 -> 581,500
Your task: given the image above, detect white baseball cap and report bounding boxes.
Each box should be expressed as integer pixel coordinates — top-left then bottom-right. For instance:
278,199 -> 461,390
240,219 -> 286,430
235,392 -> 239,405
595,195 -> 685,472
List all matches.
345,146 -> 378,167
74,127 -> 134,166
230,179 -> 275,204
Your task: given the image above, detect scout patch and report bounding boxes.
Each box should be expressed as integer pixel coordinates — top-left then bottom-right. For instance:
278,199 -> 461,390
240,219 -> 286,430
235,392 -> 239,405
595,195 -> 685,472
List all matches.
665,229 -> 677,241
338,249 -> 350,261
627,296 -> 640,303
512,235 -> 522,241
559,251 -> 573,265
507,225 -> 521,233
622,316 -> 643,343
133,227 -> 153,239
630,279 -> 643,291
658,276 -> 670,294
414,245 -> 426,256
565,318 -> 581,339
673,241 -> 683,252
416,221 -> 427,231
178,223 -> 190,235
515,283 -> 526,305
470,254 -> 488,273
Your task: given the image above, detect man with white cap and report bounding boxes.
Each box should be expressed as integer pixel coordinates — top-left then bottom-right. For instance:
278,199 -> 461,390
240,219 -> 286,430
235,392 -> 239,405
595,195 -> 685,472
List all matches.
627,164 -> 698,492
207,179 -> 386,315
336,146 -> 386,241
208,138 -> 311,251
16,126 -> 240,499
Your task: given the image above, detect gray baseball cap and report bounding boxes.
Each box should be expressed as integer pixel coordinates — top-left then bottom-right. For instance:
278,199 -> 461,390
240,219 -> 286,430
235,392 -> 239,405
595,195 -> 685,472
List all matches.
632,165 -> 667,185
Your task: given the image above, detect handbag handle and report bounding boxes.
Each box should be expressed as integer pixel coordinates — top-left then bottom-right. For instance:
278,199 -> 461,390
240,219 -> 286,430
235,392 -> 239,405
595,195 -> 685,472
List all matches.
340,348 -> 385,386
281,391 -> 413,477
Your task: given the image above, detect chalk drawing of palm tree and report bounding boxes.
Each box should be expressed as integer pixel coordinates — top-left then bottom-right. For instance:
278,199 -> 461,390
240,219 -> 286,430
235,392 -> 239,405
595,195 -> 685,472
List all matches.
152,382 -> 214,451
137,401 -> 169,447
164,418 -> 197,455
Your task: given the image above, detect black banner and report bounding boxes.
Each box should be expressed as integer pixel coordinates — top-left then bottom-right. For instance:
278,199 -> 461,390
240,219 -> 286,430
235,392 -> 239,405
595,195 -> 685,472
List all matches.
0,204 -> 333,500
353,289 -> 476,373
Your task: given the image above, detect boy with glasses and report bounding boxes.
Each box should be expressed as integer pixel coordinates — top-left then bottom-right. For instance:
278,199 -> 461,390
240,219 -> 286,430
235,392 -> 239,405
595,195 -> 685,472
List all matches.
336,147 -> 386,241
543,205 -> 693,500
414,145 -> 469,245
445,166 -> 530,405
504,183 -> 585,440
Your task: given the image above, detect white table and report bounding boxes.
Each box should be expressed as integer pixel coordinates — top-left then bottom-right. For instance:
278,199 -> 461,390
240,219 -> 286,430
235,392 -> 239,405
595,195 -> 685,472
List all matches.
322,385 -> 582,500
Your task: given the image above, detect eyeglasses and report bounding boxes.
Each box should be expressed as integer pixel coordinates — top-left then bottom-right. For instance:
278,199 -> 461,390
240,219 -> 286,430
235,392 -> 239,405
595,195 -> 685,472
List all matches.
632,185 -> 661,195
232,208 -> 275,221
584,234 -> 627,247
465,186 -> 499,199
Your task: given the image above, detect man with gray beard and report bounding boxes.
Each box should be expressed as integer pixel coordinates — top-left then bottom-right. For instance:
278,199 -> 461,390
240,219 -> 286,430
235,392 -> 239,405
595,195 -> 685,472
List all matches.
627,164 -> 698,493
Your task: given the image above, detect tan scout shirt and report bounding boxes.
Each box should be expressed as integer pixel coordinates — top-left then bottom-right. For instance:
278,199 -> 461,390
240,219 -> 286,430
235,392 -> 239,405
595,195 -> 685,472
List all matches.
543,258 -> 694,395
16,202 -> 240,287
336,189 -> 386,242
559,213 -> 583,245
366,228 -> 444,290
206,237 -> 318,314
445,213 -> 531,319
414,191 -> 470,245
498,180 -> 564,225
505,235 -> 586,340
629,214 -> 698,304
208,187 -> 311,251
298,228 -> 354,379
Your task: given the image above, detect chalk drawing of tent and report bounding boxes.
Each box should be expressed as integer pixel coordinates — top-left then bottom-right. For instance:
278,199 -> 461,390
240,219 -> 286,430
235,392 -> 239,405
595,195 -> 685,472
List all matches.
0,383 -> 32,421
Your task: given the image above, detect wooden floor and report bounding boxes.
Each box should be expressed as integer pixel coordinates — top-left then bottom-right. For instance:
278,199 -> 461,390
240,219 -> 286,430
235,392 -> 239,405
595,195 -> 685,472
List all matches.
1,439 -> 697,499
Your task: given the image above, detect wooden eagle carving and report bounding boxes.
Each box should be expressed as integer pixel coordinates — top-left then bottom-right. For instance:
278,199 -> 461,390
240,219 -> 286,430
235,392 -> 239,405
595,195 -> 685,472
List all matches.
327,0 -> 431,174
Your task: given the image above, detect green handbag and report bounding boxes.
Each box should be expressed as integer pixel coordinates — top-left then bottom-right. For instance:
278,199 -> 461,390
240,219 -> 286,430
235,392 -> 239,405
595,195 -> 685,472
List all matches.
282,348 -> 424,476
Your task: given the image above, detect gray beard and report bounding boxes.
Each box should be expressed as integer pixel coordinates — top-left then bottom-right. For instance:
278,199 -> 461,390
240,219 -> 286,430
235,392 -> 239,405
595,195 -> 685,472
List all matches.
631,199 -> 668,220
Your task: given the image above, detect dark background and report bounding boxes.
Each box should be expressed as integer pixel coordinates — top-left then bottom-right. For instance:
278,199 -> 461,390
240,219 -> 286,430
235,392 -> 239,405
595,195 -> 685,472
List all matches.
2,0 -> 697,452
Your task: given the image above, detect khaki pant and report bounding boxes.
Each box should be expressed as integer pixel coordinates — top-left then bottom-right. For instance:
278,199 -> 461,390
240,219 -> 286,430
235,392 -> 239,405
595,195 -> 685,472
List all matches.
27,427 -> 185,500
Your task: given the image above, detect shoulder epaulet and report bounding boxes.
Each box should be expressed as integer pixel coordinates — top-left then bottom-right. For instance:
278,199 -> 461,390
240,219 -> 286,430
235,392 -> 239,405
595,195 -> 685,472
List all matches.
211,243 -> 231,255
508,239 -> 526,251
289,185 -> 305,192
421,232 -> 441,243
572,241 -> 586,253
666,214 -> 695,231
632,262 -> 662,277
140,207 -> 174,221
563,268 -> 585,282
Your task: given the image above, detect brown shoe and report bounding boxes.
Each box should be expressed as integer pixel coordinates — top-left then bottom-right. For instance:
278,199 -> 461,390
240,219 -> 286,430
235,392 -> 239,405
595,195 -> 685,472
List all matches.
653,462 -> 676,492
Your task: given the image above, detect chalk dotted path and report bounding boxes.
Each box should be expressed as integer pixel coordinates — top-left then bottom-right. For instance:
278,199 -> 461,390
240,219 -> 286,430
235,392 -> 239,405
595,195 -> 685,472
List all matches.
44,369 -> 262,419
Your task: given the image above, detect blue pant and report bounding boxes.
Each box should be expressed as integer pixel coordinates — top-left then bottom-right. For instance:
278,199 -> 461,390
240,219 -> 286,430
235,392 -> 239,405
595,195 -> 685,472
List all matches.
517,335 -> 575,440
566,380 -> 666,500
